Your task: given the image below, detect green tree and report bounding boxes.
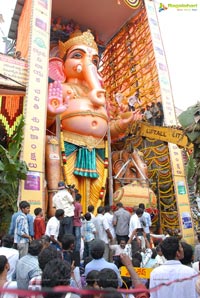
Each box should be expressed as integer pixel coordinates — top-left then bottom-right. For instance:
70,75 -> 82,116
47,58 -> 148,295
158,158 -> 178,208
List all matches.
0,117 -> 28,232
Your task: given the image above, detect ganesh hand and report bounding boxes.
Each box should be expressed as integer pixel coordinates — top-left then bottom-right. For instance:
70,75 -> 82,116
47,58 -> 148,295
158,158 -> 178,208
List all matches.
48,81 -> 68,115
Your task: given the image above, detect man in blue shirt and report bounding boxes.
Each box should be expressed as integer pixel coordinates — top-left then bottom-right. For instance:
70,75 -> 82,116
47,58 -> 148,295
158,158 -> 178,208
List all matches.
16,239 -> 42,289
13,201 -> 32,258
85,239 -> 122,287
9,200 -> 34,238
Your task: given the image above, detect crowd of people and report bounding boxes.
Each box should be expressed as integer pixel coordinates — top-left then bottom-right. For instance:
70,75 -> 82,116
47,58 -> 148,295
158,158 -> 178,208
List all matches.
0,182 -> 200,297
127,94 -> 164,127
142,102 -> 164,126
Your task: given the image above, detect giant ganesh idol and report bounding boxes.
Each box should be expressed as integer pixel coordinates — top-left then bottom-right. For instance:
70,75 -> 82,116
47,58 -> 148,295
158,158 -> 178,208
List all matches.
46,30 -> 140,215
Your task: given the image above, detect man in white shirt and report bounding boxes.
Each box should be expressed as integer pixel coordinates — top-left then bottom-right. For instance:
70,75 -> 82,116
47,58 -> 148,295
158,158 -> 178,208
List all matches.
154,244 -> 166,266
139,203 -> 152,243
150,236 -> 198,298
0,235 -> 19,281
129,207 -> 148,251
93,206 -> 112,261
104,205 -> 116,240
45,209 -> 64,249
109,238 -> 126,256
104,205 -> 116,261
53,181 -> 75,235
129,207 -> 143,238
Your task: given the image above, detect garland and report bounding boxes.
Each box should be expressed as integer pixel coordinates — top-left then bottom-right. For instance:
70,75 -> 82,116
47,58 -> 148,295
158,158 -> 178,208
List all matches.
0,95 -> 24,138
98,140 -> 109,201
60,125 -> 69,184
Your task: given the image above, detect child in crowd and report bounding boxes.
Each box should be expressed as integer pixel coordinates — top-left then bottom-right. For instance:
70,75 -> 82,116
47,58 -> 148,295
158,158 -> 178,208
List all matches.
81,212 -> 96,259
83,270 -> 100,298
34,208 -> 46,240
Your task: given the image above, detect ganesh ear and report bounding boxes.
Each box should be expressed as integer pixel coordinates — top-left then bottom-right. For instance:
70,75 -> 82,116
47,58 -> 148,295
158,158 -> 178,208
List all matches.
49,57 -> 66,83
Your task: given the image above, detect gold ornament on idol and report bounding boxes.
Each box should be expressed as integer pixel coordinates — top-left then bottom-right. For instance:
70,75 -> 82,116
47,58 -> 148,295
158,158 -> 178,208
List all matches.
59,30 -> 98,59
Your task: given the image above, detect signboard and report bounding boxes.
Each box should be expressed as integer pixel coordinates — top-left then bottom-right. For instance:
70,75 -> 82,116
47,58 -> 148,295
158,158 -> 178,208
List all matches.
0,54 -> 27,88
136,122 -> 188,147
20,0 -> 52,213
120,266 -> 153,279
144,0 -> 195,245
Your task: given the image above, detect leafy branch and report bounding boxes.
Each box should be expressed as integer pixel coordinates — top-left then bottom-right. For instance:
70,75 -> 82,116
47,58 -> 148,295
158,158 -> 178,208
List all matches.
0,117 -> 28,212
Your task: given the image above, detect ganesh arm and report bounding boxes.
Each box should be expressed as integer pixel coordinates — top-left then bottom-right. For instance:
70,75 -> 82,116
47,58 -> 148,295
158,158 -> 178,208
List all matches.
109,109 -> 142,140
110,117 -> 131,139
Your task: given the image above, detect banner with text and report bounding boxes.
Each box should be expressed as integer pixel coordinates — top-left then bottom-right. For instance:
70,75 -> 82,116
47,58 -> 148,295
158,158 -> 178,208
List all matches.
0,54 -> 27,88
20,0 -> 52,213
144,0 -> 195,244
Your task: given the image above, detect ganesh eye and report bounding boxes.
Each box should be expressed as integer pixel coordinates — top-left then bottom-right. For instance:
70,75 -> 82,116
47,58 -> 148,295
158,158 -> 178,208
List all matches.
71,52 -> 82,59
92,58 -> 99,67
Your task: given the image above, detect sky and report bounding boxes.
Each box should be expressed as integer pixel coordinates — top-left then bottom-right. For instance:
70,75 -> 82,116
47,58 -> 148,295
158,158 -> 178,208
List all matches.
155,0 -> 200,111
1,0 -> 200,111
0,0 -> 16,52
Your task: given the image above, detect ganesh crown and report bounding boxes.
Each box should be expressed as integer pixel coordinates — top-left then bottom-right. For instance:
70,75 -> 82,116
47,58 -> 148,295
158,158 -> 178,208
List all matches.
58,30 -> 98,59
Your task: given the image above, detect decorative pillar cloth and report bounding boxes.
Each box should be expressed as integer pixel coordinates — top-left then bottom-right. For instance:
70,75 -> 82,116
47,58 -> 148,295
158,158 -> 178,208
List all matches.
0,95 -> 24,140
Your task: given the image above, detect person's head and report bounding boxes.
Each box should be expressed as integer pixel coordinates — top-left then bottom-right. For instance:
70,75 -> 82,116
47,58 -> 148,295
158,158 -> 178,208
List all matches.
197,234 -> 200,243
28,240 -> 43,256
34,207 -> 43,217
132,206 -> 138,213
155,244 -> 163,256
19,200 -> 29,209
132,251 -> 142,263
84,212 -> 91,221
116,202 -> 123,209
98,268 -> 118,289
88,205 -> 94,213
132,257 -> 141,267
57,181 -> 66,190
38,246 -> 62,271
97,206 -> 105,215
160,236 -> 184,260
104,205 -> 111,213
135,208 -> 144,218
61,234 -> 75,250
180,241 -> 194,265
75,193 -> 81,202
40,235 -> 51,249
42,258 -> 71,298
131,239 -> 140,256
86,270 -> 100,288
151,248 -> 157,259
2,235 -> 14,248
19,201 -> 30,214
119,239 -> 126,249
55,209 -> 64,220
164,228 -> 173,236
0,255 -> 9,274
138,203 -> 145,211
90,240 -> 105,259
